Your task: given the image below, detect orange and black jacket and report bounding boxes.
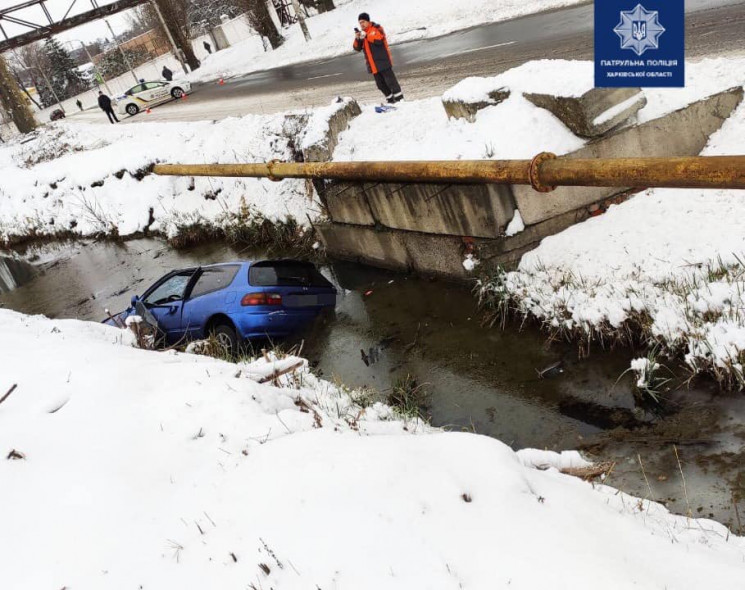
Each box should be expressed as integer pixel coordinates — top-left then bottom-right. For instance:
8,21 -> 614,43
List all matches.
353,23 -> 393,74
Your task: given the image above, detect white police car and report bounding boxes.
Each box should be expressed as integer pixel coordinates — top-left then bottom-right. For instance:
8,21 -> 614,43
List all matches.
115,79 -> 192,116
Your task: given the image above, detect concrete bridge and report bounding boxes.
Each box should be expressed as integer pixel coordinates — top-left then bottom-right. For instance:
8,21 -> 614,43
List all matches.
312,86 -> 743,280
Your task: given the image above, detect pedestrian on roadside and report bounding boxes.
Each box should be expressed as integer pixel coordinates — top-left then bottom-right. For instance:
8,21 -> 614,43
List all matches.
203,41 -> 212,54
76,99 -> 83,111
97,91 -> 119,124
162,65 -> 174,81
353,12 -> 404,104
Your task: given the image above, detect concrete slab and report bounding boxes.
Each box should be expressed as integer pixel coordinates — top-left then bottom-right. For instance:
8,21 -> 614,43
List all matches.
525,87 -> 646,138
514,87 -> 744,226
324,182 -> 376,226
442,87 -> 510,123
364,182 -> 515,238
302,98 -> 361,163
316,223 -> 411,272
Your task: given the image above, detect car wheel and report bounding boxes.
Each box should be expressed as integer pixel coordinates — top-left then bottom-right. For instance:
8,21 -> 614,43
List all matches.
211,323 -> 238,357
126,103 -> 139,116
171,87 -> 184,99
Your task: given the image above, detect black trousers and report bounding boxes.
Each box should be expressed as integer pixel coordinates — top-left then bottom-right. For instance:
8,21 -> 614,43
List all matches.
105,108 -> 119,124
373,68 -> 403,100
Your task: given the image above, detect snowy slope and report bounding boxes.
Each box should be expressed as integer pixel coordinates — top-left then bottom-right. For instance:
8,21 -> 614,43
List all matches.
1,308 -> 744,588
481,66 -> 745,383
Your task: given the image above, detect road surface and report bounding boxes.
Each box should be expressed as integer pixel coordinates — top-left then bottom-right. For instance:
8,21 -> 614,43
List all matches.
70,0 -> 745,124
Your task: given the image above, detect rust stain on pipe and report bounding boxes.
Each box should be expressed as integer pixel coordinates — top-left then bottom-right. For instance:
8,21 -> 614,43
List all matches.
152,154 -> 745,190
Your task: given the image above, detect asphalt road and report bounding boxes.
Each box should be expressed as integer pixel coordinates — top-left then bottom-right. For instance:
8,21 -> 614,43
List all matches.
71,0 -> 745,123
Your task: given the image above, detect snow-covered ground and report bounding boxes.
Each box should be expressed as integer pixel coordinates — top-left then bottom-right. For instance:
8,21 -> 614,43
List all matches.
2,307 -> 744,588
0,99 -> 352,245
188,0 -> 588,84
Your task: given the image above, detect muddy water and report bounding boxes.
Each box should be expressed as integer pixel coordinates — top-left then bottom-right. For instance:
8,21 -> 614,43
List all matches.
2,238 -> 745,530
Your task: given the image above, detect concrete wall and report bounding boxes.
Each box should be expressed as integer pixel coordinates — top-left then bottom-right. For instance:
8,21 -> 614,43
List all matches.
323,182 -> 516,239
318,87 -> 744,281
514,87 -> 744,226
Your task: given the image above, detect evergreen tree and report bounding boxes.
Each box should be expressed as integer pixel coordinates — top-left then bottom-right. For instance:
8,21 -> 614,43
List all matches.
97,47 -> 151,79
42,38 -> 89,100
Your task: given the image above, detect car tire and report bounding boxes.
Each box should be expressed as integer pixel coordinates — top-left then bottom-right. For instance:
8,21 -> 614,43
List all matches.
211,323 -> 239,357
171,87 -> 184,99
126,104 -> 139,116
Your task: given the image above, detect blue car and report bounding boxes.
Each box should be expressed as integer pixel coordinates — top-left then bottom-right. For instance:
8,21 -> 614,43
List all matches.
104,260 -> 337,353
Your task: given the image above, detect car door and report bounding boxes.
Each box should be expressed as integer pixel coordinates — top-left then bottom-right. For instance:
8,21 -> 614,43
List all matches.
140,271 -> 196,343
182,265 -> 241,340
124,84 -> 146,110
144,82 -> 170,105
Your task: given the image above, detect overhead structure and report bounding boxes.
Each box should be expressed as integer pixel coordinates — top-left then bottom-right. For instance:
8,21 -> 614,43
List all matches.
0,0 -> 146,52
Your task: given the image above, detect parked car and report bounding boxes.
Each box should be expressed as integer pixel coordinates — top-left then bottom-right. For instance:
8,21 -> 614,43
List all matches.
49,108 -> 65,121
104,260 -> 337,353
115,79 -> 192,116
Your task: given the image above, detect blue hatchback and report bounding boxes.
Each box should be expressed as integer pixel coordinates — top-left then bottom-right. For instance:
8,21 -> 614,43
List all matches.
104,260 -> 337,351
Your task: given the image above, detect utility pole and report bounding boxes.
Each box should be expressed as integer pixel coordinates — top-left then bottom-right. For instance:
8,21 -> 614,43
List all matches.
290,0 -> 311,41
150,0 -> 188,75
104,18 -> 139,84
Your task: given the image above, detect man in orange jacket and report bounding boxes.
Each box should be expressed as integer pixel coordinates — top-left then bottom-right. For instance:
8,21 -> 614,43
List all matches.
353,12 -> 404,104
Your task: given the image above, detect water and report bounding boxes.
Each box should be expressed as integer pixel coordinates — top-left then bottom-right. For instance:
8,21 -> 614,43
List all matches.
2,238 -> 745,530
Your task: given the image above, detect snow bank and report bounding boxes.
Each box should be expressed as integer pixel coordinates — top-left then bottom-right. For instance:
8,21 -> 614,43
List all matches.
333,96 -> 585,161
188,0 -> 588,84
480,73 -> 745,386
0,105 -> 335,245
1,308 -> 744,588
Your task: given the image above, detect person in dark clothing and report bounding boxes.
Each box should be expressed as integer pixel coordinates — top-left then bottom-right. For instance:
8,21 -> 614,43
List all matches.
353,12 -> 403,103
97,91 -> 119,124
162,65 -> 174,81
76,99 -> 83,111
203,41 -> 212,54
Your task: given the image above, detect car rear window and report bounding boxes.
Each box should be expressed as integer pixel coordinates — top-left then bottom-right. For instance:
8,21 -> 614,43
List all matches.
249,261 -> 332,287
190,265 -> 240,298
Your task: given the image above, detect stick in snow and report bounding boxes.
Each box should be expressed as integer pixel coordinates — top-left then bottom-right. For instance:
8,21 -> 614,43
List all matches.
258,360 -> 305,384
0,384 -> 17,406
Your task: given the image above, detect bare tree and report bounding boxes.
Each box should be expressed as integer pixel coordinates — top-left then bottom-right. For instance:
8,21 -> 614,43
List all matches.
152,0 -> 201,70
0,53 -> 38,134
243,0 -> 285,49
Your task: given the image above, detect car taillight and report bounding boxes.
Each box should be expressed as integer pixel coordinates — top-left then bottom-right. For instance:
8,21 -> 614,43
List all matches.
241,292 -> 282,306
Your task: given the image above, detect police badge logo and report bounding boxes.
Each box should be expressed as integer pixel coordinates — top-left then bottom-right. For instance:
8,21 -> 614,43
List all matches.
614,4 -> 665,56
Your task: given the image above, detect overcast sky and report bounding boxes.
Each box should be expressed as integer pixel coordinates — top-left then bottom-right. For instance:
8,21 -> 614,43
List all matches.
0,0 -> 134,47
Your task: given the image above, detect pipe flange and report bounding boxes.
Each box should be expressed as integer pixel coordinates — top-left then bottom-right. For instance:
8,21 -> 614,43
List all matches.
266,159 -> 283,182
528,152 -> 557,193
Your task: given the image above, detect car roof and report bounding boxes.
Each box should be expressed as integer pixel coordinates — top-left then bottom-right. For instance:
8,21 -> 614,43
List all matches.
168,260 -> 316,274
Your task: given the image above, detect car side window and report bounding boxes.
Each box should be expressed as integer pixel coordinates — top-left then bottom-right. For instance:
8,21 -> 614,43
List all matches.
144,273 -> 192,305
145,82 -> 163,89
189,266 -> 240,299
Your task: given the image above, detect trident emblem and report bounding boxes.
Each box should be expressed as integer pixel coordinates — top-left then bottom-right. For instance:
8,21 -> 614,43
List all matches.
632,21 -> 647,40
